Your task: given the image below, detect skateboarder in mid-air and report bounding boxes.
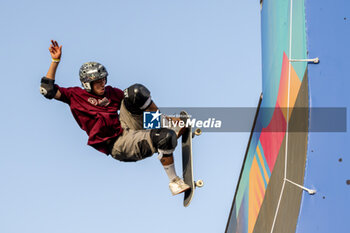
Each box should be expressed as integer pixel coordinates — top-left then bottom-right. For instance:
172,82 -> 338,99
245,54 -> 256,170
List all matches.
40,40 -> 190,195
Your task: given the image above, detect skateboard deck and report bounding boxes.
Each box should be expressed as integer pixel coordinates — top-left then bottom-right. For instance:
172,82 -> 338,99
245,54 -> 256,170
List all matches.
180,111 -> 203,207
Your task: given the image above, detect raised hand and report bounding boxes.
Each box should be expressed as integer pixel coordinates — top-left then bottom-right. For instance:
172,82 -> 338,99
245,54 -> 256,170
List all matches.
49,40 -> 62,60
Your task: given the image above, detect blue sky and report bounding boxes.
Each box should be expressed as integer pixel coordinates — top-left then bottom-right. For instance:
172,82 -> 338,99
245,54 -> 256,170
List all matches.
0,0 -> 261,232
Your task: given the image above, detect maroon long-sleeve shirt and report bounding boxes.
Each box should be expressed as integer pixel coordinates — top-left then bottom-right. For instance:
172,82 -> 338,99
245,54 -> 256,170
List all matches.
56,85 -> 124,154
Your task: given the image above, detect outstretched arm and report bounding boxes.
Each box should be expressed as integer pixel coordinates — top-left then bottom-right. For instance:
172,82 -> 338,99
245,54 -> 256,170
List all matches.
40,40 -> 62,100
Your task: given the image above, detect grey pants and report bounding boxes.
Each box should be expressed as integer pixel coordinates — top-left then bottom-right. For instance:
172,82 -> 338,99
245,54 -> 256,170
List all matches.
110,100 -> 157,162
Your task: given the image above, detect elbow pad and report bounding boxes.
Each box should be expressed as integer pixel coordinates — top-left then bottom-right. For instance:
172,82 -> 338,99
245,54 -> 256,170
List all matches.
40,77 -> 58,99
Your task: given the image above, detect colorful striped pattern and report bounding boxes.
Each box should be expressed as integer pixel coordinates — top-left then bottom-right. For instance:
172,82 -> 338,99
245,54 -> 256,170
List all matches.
228,1 -> 307,232
243,54 -> 304,233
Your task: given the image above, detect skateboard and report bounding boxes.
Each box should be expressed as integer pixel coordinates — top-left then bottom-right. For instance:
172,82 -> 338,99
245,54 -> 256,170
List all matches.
180,110 -> 203,207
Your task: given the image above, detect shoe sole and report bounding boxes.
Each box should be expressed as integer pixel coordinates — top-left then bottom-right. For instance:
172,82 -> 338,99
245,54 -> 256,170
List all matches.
171,186 -> 191,196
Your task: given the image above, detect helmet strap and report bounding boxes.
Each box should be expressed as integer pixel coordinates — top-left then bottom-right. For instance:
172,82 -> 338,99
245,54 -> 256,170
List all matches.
82,82 -> 92,92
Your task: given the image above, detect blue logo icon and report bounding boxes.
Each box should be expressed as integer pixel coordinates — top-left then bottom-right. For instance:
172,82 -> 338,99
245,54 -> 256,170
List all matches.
143,110 -> 162,129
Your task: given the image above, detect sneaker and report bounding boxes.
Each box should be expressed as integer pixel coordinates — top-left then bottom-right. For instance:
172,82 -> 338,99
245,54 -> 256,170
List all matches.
169,176 -> 191,196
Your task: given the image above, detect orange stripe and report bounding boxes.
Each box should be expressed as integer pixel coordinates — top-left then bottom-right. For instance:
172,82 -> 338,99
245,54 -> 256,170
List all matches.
248,157 -> 267,233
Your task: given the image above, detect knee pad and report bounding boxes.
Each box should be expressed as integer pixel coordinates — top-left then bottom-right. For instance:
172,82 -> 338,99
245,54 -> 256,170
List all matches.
123,84 -> 152,115
150,128 -> 177,154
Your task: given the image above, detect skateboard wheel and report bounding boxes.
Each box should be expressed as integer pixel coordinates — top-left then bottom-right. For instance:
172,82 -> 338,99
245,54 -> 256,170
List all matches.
195,180 -> 204,188
194,128 -> 202,136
